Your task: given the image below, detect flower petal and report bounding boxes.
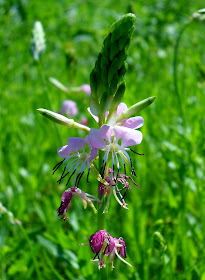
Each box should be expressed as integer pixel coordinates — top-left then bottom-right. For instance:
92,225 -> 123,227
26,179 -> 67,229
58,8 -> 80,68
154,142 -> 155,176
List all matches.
117,103 -> 128,116
85,135 -> 98,160
98,125 -> 113,142
89,128 -> 107,149
104,236 -> 115,256
57,145 -> 70,158
67,137 -> 86,153
122,116 -> 144,129
87,107 -> 99,122
113,125 -> 130,141
121,129 -> 143,147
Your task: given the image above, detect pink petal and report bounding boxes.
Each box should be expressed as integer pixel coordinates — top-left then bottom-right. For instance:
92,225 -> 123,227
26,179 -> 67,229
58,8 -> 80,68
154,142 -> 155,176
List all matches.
90,147 -> 98,160
113,126 -> 130,141
89,129 -> 107,149
122,116 -> 144,129
98,125 -> 113,142
67,137 -> 86,153
85,135 -> 98,160
104,236 -> 115,256
121,129 -> 143,147
61,100 -> 78,116
117,103 -> 128,116
57,145 -> 70,158
87,107 -> 99,123
81,84 -> 91,95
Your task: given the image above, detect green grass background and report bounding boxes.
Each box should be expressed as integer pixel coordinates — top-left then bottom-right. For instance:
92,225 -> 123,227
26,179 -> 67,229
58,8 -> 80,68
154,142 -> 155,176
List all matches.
1,0 -> 205,279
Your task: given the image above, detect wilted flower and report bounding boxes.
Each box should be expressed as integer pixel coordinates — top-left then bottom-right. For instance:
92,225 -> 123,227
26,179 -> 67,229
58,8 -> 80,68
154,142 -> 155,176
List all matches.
89,229 -> 132,269
57,187 -> 101,220
98,168 -> 139,211
53,136 -> 97,186
59,100 -> 78,117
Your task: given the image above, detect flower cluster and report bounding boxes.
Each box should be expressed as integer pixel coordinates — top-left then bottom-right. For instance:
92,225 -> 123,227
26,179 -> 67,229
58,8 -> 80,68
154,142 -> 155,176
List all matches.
52,102 -> 144,268
54,103 -> 143,214
38,13 -> 156,271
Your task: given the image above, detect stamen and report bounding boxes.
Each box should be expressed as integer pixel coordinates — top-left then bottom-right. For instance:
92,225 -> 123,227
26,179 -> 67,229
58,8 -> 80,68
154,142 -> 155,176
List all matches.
130,158 -> 136,177
76,172 -> 84,187
129,149 -> 144,156
56,167 -> 69,184
66,169 -> 77,186
87,161 -> 90,183
119,153 -> 126,176
127,176 -> 140,187
112,151 -> 115,177
114,247 -> 133,268
100,160 -> 106,176
53,159 -> 65,174
115,184 -> 126,203
115,153 -> 120,178
100,149 -> 110,177
87,168 -> 90,183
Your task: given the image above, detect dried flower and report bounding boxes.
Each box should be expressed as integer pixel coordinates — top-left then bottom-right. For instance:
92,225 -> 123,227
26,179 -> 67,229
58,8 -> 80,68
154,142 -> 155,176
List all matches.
57,187 -> 101,220
89,229 -> 132,269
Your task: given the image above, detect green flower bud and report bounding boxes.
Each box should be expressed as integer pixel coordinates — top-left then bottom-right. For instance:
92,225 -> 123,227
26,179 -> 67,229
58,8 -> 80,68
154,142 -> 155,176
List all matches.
37,108 -> 90,132
117,96 -> 156,122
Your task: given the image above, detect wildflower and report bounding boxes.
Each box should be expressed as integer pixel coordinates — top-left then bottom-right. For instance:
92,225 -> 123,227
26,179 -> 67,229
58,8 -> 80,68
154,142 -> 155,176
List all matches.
80,117 -> 88,126
79,84 -> 91,96
89,120 -> 143,179
57,187 -> 101,220
31,21 -> 46,61
59,100 -> 78,117
53,136 -> 97,186
89,229 -> 132,269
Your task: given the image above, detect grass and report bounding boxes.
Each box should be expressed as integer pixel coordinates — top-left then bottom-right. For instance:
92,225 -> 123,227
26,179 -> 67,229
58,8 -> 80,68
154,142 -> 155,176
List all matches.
0,0 -> 205,279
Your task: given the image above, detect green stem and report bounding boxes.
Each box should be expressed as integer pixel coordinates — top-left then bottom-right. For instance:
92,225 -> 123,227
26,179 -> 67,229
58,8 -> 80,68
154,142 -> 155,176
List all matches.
173,20 -> 191,123
97,149 -> 109,279
97,150 -> 105,230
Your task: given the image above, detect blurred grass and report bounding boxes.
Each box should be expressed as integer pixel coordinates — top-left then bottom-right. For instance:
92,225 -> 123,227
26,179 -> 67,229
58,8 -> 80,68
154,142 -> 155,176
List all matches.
0,0 -> 205,279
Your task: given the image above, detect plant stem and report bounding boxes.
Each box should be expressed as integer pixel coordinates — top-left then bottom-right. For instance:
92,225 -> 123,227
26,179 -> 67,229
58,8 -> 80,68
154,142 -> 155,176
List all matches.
97,149 -> 109,279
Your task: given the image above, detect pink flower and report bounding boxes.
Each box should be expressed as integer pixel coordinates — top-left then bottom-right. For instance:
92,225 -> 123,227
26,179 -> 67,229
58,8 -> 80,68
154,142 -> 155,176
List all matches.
59,100 -> 78,117
80,84 -> 91,96
53,136 -> 97,186
89,229 -> 132,269
89,119 -> 143,178
57,187 -> 101,220
88,102 -> 144,177
80,117 -> 88,126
